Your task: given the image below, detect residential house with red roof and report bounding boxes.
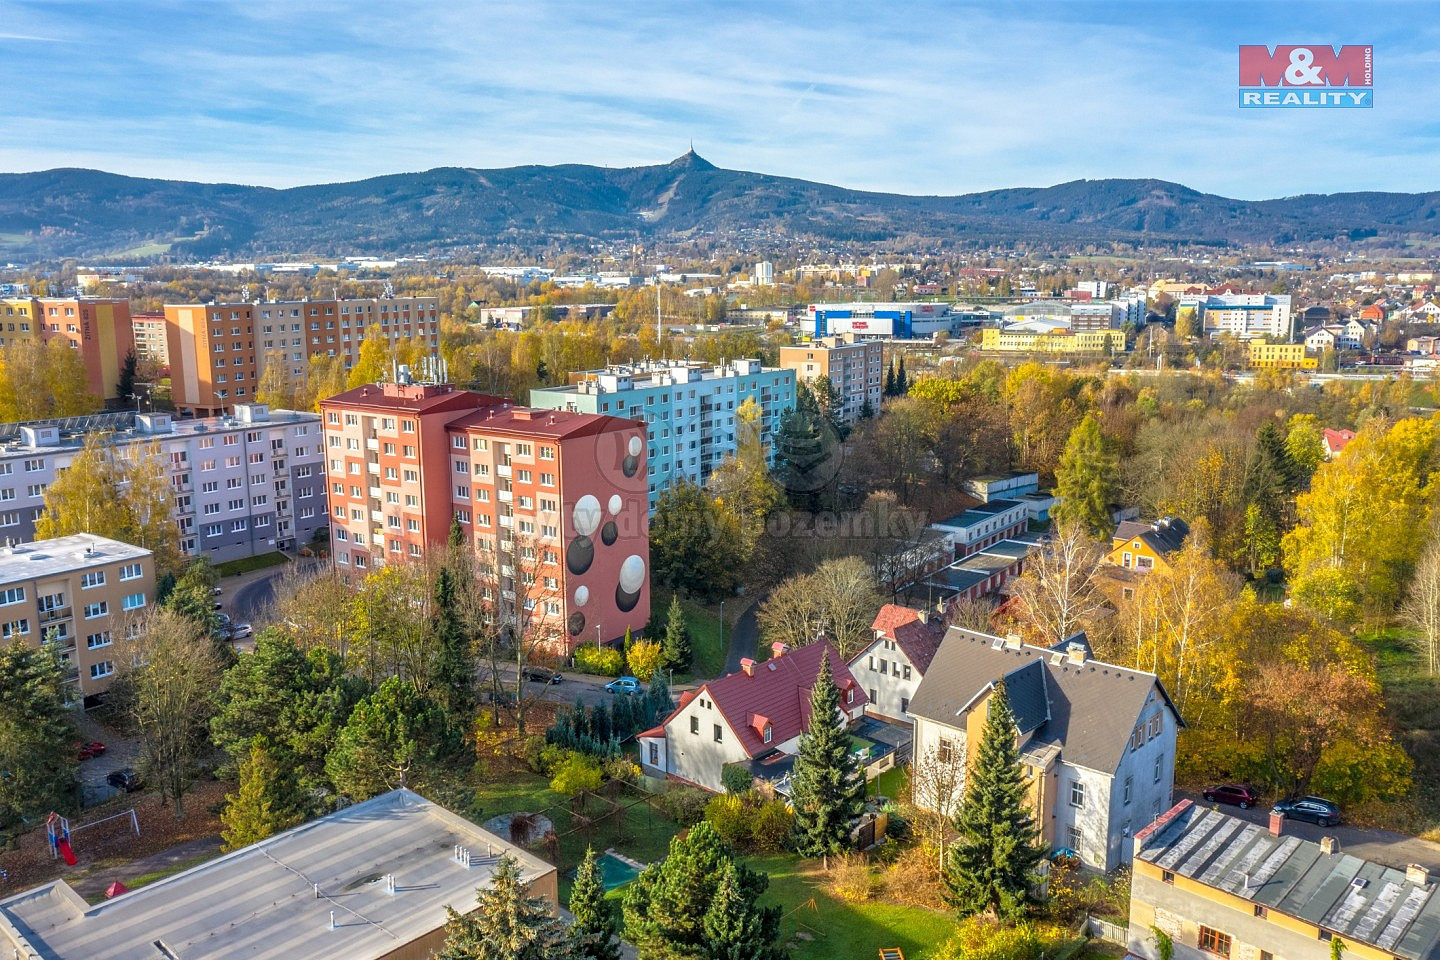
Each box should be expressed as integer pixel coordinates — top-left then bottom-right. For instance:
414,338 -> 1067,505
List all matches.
636,640 -> 867,793
848,604 -> 946,723
1323,428 -> 1356,459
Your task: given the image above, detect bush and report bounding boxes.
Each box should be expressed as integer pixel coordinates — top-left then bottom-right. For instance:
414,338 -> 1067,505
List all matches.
574,645 -> 624,677
521,735 -> 550,774
881,844 -> 945,909
705,793 -> 752,847
627,639 -> 665,682
604,755 -> 640,784
750,799 -> 793,853
721,764 -> 754,794
657,785 -> 710,826
826,852 -> 881,903
926,916 -> 1077,960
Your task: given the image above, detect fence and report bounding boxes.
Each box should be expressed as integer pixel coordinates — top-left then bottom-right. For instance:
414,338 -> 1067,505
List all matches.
1084,914 -> 1130,946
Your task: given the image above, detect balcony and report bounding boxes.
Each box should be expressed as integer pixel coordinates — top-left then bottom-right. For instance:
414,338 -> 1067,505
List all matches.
366,462 -> 380,475
497,489 -> 513,503
499,515 -> 514,529
366,438 -> 379,451
39,607 -> 72,625
496,464 -> 511,479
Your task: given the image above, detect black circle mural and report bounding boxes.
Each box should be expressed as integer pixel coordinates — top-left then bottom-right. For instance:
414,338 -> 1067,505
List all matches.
601,520 -> 617,546
616,583 -> 640,613
622,454 -> 639,477
567,612 -> 586,636
566,535 -> 594,575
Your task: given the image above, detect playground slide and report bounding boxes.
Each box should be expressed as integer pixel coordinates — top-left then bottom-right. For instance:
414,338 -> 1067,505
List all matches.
56,837 -> 77,866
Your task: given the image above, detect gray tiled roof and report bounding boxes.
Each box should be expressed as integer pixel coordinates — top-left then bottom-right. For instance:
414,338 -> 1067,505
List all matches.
908,627 -> 1180,774
1137,801 -> 1440,960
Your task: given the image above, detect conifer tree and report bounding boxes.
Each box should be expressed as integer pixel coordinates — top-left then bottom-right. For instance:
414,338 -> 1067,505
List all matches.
220,740 -> 303,851
647,667 -> 674,717
623,822 -> 777,960
895,356 -> 908,395
661,595 -> 691,671
429,566 -> 476,716
788,648 -> 864,866
884,361 -> 896,397
945,681 -> 1044,920
117,350 -> 138,405
703,860 -> 783,960
438,855 -> 574,960
569,847 -> 621,960
1051,414 -> 1117,538
0,639 -> 77,833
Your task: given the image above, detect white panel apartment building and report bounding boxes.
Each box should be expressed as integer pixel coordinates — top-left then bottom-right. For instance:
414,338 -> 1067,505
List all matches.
1183,294 -> 1293,340
0,405 -> 325,563
529,360 -> 796,509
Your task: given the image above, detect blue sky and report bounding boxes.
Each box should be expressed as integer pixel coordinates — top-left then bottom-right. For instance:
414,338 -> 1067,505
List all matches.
1,0 -> 1436,199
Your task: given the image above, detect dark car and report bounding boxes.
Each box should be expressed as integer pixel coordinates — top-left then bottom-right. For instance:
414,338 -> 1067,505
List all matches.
522,666 -> 562,684
1273,795 -> 1341,827
106,768 -> 143,793
1203,784 -> 1259,809
76,741 -> 107,761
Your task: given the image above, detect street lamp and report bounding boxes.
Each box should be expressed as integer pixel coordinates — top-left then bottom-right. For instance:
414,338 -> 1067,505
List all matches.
596,623 -> 602,650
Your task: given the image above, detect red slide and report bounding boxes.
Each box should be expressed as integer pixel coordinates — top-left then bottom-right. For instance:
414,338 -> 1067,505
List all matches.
56,837 -> 77,866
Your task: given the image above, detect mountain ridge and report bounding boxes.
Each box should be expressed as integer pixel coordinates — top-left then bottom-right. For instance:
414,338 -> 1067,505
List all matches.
1,153 -> 1436,260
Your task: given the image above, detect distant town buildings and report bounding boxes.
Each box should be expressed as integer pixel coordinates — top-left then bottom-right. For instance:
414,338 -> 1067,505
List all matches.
778,335 -> 883,426
0,788 -> 557,960
163,296 -> 441,416
0,533 -> 155,706
803,301 -> 980,340
980,326 -> 1126,354
529,359 -> 796,510
1248,338 -> 1317,370
321,381 -> 650,650
0,297 -> 134,403
0,404 -> 324,562
1180,293 -> 1293,340
754,261 -> 775,286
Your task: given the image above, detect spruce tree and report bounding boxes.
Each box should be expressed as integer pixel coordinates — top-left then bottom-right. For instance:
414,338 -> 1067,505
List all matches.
623,822 -> 777,960
703,860 -> 783,960
788,648 -> 864,865
661,595 -> 691,671
884,361 -> 896,397
0,639 -> 77,832
438,855 -> 574,960
1051,414 -> 1117,537
647,667 -> 674,717
430,566 -> 477,717
117,350 -> 138,405
895,356 -> 908,395
945,681 -> 1044,920
220,739 -> 303,851
569,847 -> 622,960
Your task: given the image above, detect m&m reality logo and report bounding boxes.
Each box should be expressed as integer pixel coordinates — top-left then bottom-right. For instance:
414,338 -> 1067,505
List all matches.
1238,45 -> 1373,108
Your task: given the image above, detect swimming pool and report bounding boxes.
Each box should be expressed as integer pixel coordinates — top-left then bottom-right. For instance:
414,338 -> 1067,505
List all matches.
568,851 -> 644,891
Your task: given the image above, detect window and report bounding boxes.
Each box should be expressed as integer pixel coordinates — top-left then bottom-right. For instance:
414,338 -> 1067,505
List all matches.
1123,776 -> 1133,805
1161,869 -> 1175,885
86,631 -> 111,649
1070,781 -> 1085,808
846,688 -> 854,704
763,725 -> 772,744
1067,824 -> 1082,850
690,716 -> 699,735
1198,927 -> 1231,958
2,618 -> 29,638
937,738 -> 955,763
90,661 -> 114,680
1254,905 -> 1268,919
83,601 -> 108,619
80,571 -> 106,589
1154,754 -> 1163,783
122,593 -> 146,611
902,664 -> 912,680
713,724 -> 723,743
901,696 -> 910,713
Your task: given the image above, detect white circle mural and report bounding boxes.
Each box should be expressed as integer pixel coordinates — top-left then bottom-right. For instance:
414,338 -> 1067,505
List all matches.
619,554 -> 646,593
574,585 -> 589,607
573,495 -> 602,536
628,435 -> 642,457
608,494 -> 622,516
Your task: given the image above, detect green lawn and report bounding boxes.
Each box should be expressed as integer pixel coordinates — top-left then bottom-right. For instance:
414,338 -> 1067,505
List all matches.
1363,628 -> 1440,837
105,240 -> 174,259
214,551 -> 290,577
746,854 -> 958,960
868,764 -> 908,801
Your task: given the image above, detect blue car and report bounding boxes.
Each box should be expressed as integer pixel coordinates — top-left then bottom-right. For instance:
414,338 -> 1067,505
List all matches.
605,676 -> 641,695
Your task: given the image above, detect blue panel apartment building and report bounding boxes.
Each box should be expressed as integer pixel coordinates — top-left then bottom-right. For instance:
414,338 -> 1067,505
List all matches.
530,359 -> 796,510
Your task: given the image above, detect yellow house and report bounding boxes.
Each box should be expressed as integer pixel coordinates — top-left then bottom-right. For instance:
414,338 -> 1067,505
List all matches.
1105,517 -> 1189,576
1128,800 -> 1440,960
1249,337 -> 1318,370
980,327 -> 1126,354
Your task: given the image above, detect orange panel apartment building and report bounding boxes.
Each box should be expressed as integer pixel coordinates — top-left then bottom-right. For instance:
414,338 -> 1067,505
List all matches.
321,381 -> 649,652
778,334 -> 884,426
0,297 -> 134,404
165,297 -> 441,416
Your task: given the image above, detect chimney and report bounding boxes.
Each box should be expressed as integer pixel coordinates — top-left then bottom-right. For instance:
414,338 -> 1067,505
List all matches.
1408,864 -> 1431,886
1269,811 -> 1285,837
1320,836 -> 1337,855
771,641 -> 790,658
915,609 -> 928,624
740,657 -> 755,676
1066,642 -> 1087,665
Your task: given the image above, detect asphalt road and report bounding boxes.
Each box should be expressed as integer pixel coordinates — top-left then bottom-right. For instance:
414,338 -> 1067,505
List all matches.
485,664 -> 660,712
1177,790 -> 1440,873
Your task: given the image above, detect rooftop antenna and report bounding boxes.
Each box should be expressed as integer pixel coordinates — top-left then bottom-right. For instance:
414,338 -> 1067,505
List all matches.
240,283 -> 249,302
383,280 -> 395,299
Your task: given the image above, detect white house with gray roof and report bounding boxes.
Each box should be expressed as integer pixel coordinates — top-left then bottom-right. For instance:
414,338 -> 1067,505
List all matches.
908,627 -> 1182,871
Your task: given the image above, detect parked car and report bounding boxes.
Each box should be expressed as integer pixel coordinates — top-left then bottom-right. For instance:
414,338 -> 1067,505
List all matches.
106,768 -> 143,793
522,666 -> 562,684
217,612 -> 231,626
605,676 -> 641,695
1273,795 -> 1341,827
76,741 -> 107,761
230,623 -> 253,640
212,586 -> 224,596
1203,784 -> 1259,809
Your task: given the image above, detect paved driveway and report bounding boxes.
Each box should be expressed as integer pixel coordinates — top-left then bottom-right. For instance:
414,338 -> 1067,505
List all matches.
1177,790 -> 1440,873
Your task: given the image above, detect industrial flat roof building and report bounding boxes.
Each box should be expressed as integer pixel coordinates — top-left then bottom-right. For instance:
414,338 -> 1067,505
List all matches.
0,789 -> 558,960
